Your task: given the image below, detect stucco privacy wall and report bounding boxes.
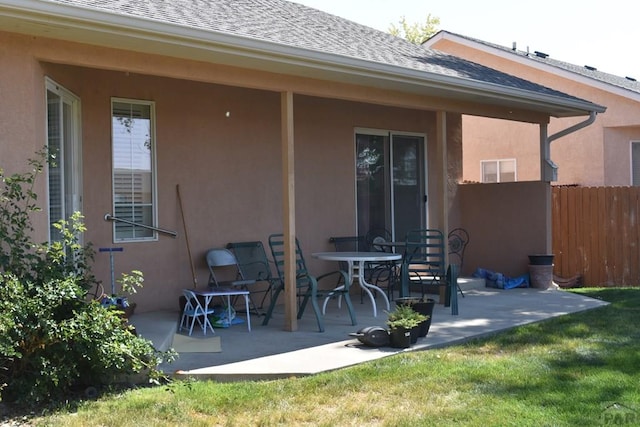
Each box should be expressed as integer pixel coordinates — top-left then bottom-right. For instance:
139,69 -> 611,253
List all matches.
1,24 -> 460,312
456,181 -> 549,277
431,37 -> 640,186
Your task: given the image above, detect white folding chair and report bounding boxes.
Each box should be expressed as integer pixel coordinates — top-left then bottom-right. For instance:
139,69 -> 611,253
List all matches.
180,289 -> 215,336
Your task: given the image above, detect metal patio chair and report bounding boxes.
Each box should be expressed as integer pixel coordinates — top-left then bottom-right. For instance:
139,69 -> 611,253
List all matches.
328,235 -> 367,281
179,289 -> 216,336
401,229 -> 465,303
329,234 -> 396,301
226,240 -> 281,314
448,227 -> 469,297
448,228 -> 469,271
205,248 -> 259,315
265,233 -> 356,332
400,229 -> 447,301
364,228 -> 398,299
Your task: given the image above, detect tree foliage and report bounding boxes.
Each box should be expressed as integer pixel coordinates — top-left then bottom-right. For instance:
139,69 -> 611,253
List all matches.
389,14 -> 441,45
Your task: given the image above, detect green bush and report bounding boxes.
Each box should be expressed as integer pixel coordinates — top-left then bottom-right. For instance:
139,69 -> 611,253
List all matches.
0,150 -> 174,406
385,304 -> 428,330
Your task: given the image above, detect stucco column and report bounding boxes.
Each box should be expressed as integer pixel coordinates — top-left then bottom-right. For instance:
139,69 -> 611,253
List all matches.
539,124 -> 552,254
436,111 -> 450,265
281,91 -> 297,331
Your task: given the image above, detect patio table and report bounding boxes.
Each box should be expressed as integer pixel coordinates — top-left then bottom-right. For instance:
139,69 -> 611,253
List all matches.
312,251 -> 401,317
191,287 -> 252,331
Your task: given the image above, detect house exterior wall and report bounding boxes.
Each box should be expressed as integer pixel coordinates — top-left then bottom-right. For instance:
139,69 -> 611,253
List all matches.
0,33 -> 49,241
431,38 -> 640,186
2,31 -> 467,311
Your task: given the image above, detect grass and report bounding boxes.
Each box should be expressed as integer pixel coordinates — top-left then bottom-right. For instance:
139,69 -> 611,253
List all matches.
29,288 -> 640,426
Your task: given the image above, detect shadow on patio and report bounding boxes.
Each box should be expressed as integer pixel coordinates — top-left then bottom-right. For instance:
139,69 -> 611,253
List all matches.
129,282 -> 608,382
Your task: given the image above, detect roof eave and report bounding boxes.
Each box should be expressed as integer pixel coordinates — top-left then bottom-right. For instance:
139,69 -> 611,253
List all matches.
0,0 -> 605,118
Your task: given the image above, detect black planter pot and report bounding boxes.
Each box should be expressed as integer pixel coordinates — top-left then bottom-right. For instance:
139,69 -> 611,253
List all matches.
410,326 -> 420,344
528,254 -> 554,265
400,299 -> 436,338
413,299 -> 435,336
389,327 -> 412,348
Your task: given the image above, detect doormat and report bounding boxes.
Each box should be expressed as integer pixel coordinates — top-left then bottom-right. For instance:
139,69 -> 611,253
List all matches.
171,334 -> 221,353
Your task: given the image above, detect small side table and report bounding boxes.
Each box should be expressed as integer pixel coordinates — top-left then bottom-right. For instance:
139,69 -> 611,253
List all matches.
190,287 -> 252,331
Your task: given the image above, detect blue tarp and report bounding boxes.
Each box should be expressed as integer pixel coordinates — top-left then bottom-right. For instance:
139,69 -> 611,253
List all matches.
472,268 -> 529,289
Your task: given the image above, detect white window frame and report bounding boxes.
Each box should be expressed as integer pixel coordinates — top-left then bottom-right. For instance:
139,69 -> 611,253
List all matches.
111,98 -> 158,242
45,78 -> 82,243
481,158 -> 517,183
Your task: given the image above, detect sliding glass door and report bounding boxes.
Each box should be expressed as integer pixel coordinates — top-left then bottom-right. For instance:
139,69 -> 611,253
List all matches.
356,130 -> 426,241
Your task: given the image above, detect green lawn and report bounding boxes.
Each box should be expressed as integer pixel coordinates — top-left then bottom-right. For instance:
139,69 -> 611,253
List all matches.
33,288 -> 640,426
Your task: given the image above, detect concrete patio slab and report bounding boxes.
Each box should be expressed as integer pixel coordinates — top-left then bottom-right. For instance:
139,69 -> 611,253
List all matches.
129,286 -> 608,382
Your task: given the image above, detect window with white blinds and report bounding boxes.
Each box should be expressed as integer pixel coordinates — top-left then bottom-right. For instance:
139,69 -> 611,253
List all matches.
111,99 -> 156,241
632,142 -> 640,186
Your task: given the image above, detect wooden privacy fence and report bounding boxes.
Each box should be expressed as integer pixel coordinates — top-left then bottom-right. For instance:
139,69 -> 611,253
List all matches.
552,186 -> 640,286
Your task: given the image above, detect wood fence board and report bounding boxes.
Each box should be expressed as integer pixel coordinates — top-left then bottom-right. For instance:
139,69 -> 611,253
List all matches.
551,188 -> 561,272
580,188 -> 591,282
620,187 -> 631,283
559,186 -> 570,276
553,186 -> 640,286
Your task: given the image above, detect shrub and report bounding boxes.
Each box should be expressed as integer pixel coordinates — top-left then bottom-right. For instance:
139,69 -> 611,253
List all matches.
385,304 -> 428,330
0,150 -> 174,406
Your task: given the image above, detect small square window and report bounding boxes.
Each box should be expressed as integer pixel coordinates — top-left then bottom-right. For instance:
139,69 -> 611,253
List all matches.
481,159 -> 516,183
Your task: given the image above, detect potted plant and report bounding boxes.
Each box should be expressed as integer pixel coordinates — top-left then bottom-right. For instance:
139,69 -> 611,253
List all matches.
99,270 -> 144,318
395,297 -> 436,338
386,305 -> 428,348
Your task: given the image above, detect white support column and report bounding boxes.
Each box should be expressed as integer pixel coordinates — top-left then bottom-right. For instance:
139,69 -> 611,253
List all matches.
281,91 -> 297,332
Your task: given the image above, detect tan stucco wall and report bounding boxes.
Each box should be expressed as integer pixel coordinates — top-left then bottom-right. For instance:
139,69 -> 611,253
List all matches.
0,32 -> 49,241
432,38 -> 640,186
457,181 -> 550,277
2,31 -> 465,311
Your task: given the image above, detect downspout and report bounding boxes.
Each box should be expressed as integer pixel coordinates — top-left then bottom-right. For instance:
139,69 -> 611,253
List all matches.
540,111 -> 598,181
539,111 -> 598,254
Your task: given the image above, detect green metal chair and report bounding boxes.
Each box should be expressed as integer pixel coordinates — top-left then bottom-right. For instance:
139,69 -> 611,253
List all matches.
447,228 -> 469,298
400,229 -> 446,300
226,241 -> 281,314
364,228 -> 399,300
266,233 -> 356,332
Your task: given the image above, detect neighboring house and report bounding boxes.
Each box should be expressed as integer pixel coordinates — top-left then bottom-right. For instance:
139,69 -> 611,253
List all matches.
425,30 -> 640,186
0,1 -> 604,328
